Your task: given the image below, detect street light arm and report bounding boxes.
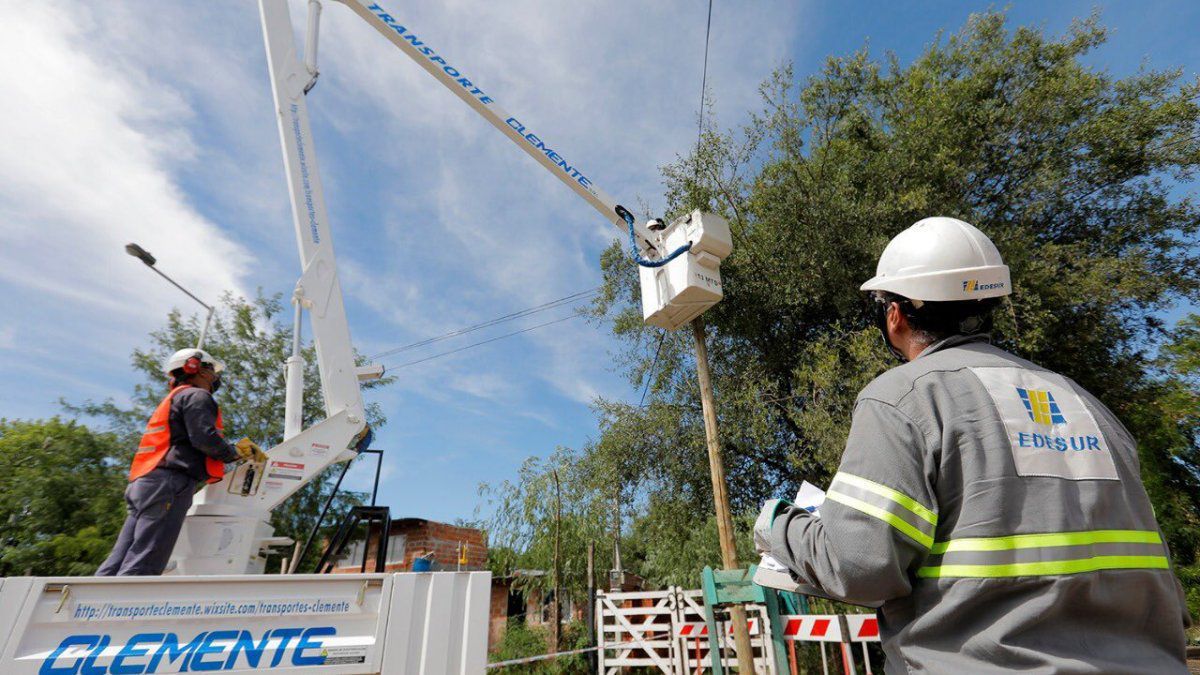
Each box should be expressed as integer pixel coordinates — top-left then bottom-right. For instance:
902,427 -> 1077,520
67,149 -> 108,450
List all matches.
146,265 -> 213,312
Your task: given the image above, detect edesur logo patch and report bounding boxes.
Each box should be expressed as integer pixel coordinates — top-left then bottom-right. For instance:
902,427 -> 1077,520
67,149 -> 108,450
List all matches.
971,368 -> 1118,480
1016,387 -> 1066,425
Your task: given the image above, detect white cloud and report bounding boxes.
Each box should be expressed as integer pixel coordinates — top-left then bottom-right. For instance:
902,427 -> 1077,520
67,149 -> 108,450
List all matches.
0,3 -> 253,317
0,2 -> 295,419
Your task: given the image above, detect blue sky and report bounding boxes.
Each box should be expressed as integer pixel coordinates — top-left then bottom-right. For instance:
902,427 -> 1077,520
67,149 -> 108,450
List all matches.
1,1 -> 1196,526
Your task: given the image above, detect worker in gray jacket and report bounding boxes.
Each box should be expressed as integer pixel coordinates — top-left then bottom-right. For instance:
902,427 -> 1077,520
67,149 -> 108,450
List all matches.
759,217 -> 1190,673
96,349 -> 268,576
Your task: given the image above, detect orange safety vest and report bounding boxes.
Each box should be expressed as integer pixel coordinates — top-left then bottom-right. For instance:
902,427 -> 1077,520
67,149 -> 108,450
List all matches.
129,385 -> 226,483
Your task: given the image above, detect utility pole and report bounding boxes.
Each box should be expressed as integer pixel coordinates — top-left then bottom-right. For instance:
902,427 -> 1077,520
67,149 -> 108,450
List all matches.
612,489 -> 622,574
691,319 -> 755,673
551,468 -> 563,653
586,541 -> 597,672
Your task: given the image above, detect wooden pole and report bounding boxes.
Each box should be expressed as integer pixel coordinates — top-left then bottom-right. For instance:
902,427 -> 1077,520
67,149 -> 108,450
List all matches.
691,319 -> 756,673
551,468 -> 562,652
586,541 -> 597,672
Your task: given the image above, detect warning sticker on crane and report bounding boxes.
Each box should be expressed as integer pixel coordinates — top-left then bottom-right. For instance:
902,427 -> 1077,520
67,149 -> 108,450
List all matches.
267,461 -> 305,481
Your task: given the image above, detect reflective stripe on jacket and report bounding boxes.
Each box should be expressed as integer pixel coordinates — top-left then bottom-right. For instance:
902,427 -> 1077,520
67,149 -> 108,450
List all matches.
130,385 -> 226,484
768,334 -> 1189,674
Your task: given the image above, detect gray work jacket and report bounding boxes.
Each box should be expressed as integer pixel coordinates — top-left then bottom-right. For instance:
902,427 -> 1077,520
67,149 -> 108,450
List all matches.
768,334 -> 1189,674
158,387 -> 240,482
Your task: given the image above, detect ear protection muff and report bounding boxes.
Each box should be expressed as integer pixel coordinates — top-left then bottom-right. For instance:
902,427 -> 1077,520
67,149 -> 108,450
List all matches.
182,353 -> 203,375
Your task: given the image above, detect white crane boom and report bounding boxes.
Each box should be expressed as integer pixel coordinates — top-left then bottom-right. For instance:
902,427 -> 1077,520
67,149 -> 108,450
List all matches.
168,0 -> 732,576
336,0 -> 662,250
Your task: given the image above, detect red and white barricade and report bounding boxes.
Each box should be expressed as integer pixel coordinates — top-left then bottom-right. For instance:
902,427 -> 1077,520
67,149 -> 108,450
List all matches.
778,614 -> 879,643
674,617 -> 761,639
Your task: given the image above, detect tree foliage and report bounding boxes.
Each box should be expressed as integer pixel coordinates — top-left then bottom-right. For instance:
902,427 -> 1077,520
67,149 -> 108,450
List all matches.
0,418 -> 128,576
479,448 -> 617,598
486,10 -> 1200,610
67,292 -> 394,572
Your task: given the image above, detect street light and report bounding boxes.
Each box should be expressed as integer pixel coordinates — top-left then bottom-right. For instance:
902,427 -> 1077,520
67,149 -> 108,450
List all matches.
125,242 -> 215,349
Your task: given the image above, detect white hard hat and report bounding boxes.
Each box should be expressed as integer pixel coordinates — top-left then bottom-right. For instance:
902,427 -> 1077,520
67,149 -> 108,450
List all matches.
860,217 -> 1011,302
162,348 -> 226,375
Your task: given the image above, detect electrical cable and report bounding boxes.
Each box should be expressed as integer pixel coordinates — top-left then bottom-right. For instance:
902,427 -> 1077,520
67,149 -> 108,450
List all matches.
623,209 -> 691,268
368,287 -> 599,361
639,331 -> 666,407
697,0 -> 714,155
381,313 -> 580,370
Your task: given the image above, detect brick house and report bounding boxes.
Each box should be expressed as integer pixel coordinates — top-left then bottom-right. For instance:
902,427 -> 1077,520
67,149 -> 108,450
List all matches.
330,517 -> 487,573
328,517 -> 584,650
330,517 -> 513,647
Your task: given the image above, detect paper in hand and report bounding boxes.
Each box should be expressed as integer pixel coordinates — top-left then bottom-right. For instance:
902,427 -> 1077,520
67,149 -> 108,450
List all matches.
753,481 -> 827,593
795,480 -> 826,517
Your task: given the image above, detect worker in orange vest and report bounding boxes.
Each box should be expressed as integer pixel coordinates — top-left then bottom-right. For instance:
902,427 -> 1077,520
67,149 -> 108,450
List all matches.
96,348 -> 268,576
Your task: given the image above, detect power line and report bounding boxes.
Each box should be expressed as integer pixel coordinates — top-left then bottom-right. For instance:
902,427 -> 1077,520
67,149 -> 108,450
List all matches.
696,0 -> 714,155
368,287 -> 599,361
382,313 -> 581,371
639,331 -> 666,407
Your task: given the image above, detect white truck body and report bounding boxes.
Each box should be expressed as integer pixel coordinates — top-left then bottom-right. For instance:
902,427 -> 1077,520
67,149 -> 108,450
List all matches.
0,572 -> 490,674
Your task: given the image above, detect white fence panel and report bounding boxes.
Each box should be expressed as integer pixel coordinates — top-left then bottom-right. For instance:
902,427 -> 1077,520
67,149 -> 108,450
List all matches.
595,587 -> 883,675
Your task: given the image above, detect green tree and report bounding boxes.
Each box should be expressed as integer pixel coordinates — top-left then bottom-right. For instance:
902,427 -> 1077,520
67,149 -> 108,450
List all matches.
0,419 -> 128,576
1154,313 -> 1200,618
491,10 -> 1200,601
69,292 -> 393,572
479,448 -> 617,602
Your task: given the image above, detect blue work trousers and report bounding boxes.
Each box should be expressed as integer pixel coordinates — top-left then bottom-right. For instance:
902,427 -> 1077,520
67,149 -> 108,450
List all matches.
96,468 -> 195,576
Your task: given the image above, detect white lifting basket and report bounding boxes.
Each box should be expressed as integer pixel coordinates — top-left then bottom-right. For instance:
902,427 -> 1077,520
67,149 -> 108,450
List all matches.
639,210 -> 733,330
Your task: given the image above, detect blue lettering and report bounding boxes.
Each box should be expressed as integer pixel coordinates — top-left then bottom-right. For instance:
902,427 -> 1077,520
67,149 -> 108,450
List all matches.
1070,436 -> 1085,450
430,56 -> 446,66
190,630 -> 238,671
480,96 -> 494,104
456,77 -> 472,88
579,175 -> 592,189
111,633 -> 164,675
1031,433 -> 1045,448
269,629 -> 303,668
79,636 -> 110,675
41,635 -> 100,675
506,117 -> 523,133
403,34 -> 422,47
1086,436 -> 1101,450
1054,437 -> 1067,452
420,46 -> 434,56
1017,432 -> 1031,447
444,66 -> 460,78
147,633 -> 206,672
293,627 -> 335,667
45,627 -> 338,674
225,630 -> 272,670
